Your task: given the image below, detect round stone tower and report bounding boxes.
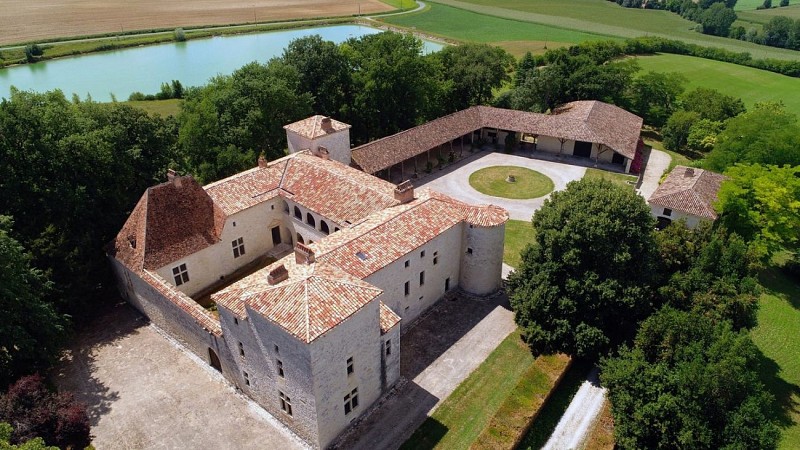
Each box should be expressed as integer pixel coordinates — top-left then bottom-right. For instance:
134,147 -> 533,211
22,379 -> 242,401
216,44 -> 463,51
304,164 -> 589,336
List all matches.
459,220 -> 506,296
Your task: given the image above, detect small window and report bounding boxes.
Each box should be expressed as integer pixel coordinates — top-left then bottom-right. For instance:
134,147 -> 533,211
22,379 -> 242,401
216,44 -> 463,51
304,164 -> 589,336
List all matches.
420,250 -> 426,258
274,345 -> 280,354
386,340 -> 392,356
233,221 -> 237,227
279,391 -> 292,416
321,220 -> 330,235
344,388 -> 359,415
271,204 -> 275,210
404,260 -> 410,268
306,212 -> 316,227
277,359 -> 284,378
234,317 -> 239,325
433,256 -> 438,265
467,247 -> 473,255
232,237 -> 246,258
663,208 -> 672,217
172,263 -> 189,286
243,371 -> 250,386
404,281 -> 410,296
347,356 -> 354,375
419,271 -> 425,286
294,206 -> 302,219
238,342 -> 245,357
445,277 -> 451,291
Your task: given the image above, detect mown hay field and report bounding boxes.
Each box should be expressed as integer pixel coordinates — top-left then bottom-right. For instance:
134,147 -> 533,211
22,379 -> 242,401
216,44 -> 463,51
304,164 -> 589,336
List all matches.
0,0 -> 392,45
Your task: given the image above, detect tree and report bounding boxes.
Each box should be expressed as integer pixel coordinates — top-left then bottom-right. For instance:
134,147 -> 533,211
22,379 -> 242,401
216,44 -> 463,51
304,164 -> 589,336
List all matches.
705,102 -> 800,170
662,109 -> 701,150
434,43 -> 515,111
680,87 -> 745,122
699,3 -> 737,36
686,118 -> 723,152
627,71 -> 686,127
178,60 -> 312,182
281,35 -> 353,118
515,51 -> 537,87
507,178 -> 659,360
0,423 -> 56,450
601,308 -> 780,450
0,217 -> 66,387
762,16 -> 794,48
0,375 -> 90,449
716,164 -> 800,257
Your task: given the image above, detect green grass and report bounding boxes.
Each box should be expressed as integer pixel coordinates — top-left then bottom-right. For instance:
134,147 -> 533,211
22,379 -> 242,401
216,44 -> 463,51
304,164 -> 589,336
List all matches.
504,219 -> 535,270
636,53 -> 800,117
401,329 -> 536,449
378,0 -> 419,9
391,0 -> 800,61
380,2 -> 611,54
751,266 -> 800,449
736,0 -> 800,11
583,168 -> 638,189
469,166 -> 555,199
124,99 -> 181,117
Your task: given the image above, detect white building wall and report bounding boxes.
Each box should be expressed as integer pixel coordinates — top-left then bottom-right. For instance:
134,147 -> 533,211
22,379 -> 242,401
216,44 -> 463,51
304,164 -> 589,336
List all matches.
649,205 -> 704,229
154,199 -> 291,297
309,300 -> 382,449
537,136 -> 575,155
590,144 -> 615,163
286,200 -> 342,245
286,129 -> 352,165
380,324 -> 400,392
460,223 -> 505,295
364,224 -> 462,324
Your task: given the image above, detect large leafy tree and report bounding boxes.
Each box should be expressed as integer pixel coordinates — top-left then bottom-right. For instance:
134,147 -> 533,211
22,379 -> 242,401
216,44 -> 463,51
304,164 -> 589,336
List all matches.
680,87 -> 746,122
434,43 -> 514,112
601,308 -> 780,450
717,164 -> 800,257
507,178 -> 659,359
178,60 -> 313,182
705,102 -> 800,171
0,217 -> 66,387
626,71 -> 686,127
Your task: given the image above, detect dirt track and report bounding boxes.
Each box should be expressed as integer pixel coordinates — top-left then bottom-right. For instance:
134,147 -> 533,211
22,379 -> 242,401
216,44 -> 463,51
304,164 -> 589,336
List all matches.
0,0 -> 392,45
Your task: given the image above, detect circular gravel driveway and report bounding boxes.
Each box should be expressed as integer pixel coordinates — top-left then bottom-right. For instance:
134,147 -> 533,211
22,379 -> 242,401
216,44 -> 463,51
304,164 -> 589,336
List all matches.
419,152 -> 586,221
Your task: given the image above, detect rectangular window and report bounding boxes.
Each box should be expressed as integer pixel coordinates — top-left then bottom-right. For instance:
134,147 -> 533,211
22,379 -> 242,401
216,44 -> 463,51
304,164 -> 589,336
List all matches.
234,317 -> 239,325
347,356 -> 354,375
279,391 -> 292,416
243,371 -> 250,386
344,388 -> 359,415
274,345 -> 280,354
433,256 -> 438,265
663,208 -> 672,217
445,277 -> 451,291
277,359 -> 284,378
404,281 -> 410,296
404,260 -> 410,268
420,250 -> 426,258
419,271 -> 425,286
172,263 -> 189,286
232,237 -> 246,258
386,340 -> 392,356
466,247 -> 473,255
238,342 -> 245,357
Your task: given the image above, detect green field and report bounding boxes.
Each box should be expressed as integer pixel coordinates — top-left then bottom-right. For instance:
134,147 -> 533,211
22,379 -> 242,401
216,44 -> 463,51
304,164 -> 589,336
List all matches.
636,53 -> 800,117
469,166 -> 555,199
751,267 -> 800,449
124,99 -> 181,117
504,219 -> 536,269
385,0 -> 800,60
736,0 -> 800,11
381,2 -> 613,55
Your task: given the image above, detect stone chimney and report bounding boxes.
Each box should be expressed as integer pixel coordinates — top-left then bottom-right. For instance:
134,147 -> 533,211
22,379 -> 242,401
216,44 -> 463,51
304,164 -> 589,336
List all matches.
321,116 -> 332,131
685,167 -> 695,177
167,169 -> 183,188
295,242 -> 316,265
267,264 -> 289,285
318,146 -> 330,160
258,155 -> 268,168
394,180 -> 415,204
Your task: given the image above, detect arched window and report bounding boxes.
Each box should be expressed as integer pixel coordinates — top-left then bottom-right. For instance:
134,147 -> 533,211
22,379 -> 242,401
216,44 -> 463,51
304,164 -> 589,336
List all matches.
294,206 -> 302,219
320,220 -> 330,235
297,233 -> 304,245
306,213 -> 315,228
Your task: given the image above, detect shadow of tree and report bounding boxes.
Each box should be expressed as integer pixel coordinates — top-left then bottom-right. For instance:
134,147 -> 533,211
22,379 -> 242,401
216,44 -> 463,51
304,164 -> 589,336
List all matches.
755,346 -> 800,430
52,300 -> 148,427
761,266 -> 800,311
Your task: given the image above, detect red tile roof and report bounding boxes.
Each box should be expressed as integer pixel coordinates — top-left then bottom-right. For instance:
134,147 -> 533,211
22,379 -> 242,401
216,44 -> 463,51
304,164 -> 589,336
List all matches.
283,115 -> 351,140
351,101 -> 643,174
648,166 -> 727,220
379,302 -> 401,335
213,260 -> 382,343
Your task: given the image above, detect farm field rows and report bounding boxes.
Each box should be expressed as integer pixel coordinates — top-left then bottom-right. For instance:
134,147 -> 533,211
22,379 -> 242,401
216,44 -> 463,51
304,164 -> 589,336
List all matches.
0,0 -> 391,45
635,53 -> 800,116
390,0 -> 800,60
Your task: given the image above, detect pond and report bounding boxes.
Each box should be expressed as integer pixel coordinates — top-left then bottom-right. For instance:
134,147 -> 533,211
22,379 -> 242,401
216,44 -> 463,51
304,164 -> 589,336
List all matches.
0,25 -> 443,102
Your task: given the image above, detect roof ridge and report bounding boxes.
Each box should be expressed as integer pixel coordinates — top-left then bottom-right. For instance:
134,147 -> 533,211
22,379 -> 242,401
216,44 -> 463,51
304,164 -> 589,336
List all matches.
304,266 -> 311,343
294,153 -> 397,201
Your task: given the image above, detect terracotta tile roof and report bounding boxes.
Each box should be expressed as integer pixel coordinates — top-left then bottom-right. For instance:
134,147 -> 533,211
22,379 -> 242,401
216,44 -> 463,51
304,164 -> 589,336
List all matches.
283,115 -> 351,140
379,302 -> 401,335
142,270 -> 222,336
311,189 -> 508,279
109,176 -> 224,271
205,164 -> 285,216
213,260 -> 382,343
280,153 -> 399,225
351,101 -> 643,174
648,166 -> 727,220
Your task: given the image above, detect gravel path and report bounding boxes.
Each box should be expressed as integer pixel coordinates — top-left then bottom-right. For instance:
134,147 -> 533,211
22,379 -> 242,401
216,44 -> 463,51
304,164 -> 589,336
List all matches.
542,367 -> 606,450
637,148 -> 671,201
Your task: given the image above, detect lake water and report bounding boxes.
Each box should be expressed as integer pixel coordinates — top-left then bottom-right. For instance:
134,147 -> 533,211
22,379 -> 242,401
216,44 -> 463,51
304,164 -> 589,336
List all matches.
0,25 -> 443,102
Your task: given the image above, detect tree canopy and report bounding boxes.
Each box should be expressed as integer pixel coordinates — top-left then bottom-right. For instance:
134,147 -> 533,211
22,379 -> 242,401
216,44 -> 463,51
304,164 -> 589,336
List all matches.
434,43 -> 514,112
601,308 -> 780,450
680,87 -> 746,122
507,178 -> 658,359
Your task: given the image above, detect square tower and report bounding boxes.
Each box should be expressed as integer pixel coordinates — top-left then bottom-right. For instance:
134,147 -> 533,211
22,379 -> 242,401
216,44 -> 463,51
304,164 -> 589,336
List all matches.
284,116 -> 352,165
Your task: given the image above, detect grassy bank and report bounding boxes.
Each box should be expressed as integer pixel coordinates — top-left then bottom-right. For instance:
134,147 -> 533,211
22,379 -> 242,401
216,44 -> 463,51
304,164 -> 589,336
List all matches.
583,168 -> 638,189
504,219 -> 536,269
635,53 -> 800,117
124,99 -> 181,117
